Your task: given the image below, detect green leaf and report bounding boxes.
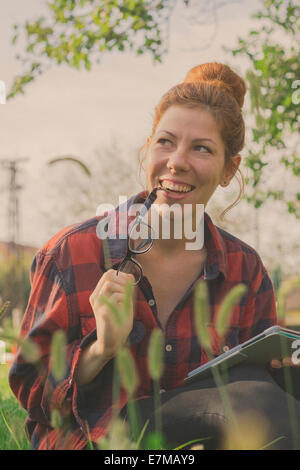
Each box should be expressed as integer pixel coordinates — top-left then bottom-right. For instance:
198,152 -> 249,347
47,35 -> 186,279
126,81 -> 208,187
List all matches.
50,409 -> 63,429
193,280 -> 212,352
216,284 -> 248,338
148,328 -> 163,381
50,329 -> 67,381
19,337 -> 41,363
98,293 -> 123,325
116,346 -> 138,397
174,436 -> 212,450
0,301 -> 10,320
0,332 -> 41,364
121,278 -> 134,321
143,431 -> 165,450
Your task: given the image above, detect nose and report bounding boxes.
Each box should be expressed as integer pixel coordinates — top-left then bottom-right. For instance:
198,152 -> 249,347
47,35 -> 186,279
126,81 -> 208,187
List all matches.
166,147 -> 190,173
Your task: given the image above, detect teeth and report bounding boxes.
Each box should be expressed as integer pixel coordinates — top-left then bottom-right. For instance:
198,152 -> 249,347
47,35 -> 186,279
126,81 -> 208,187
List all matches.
160,181 -> 193,193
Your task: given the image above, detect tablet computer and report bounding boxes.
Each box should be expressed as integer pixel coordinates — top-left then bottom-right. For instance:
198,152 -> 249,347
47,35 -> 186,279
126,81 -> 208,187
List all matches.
184,325 -> 300,384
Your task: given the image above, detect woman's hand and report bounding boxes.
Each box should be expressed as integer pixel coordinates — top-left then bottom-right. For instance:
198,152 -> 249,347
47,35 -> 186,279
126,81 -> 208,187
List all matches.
89,269 -> 136,361
270,357 -> 300,369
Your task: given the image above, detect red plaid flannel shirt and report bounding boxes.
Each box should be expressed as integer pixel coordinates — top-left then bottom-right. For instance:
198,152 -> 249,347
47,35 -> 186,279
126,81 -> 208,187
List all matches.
9,191 -> 277,449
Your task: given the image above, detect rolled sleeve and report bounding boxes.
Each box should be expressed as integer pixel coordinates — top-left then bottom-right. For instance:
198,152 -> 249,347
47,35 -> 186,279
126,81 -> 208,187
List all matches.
8,251 -> 93,439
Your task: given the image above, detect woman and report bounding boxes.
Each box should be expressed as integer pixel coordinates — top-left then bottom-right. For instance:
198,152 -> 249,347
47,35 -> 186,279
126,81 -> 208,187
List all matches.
9,63 -> 299,450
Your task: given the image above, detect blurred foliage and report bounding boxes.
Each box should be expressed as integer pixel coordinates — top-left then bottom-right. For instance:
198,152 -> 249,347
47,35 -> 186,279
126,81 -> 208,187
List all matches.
0,250 -> 33,317
215,284 -> 247,338
1,277 -> 300,449
271,265 -> 283,300
230,0 -> 300,216
97,417 -> 138,450
0,366 -> 30,450
277,276 -> 300,321
8,0 -> 241,99
193,280 -> 212,352
148,328 -> 164,381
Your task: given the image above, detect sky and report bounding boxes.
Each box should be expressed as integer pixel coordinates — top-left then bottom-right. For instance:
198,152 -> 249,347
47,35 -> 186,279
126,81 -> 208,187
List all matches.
0,0 -> 299,275
0,0 -> 260,159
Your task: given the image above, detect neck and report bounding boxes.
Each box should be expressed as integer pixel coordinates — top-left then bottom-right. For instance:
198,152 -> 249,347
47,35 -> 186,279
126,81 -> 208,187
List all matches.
146,206 -> 205,254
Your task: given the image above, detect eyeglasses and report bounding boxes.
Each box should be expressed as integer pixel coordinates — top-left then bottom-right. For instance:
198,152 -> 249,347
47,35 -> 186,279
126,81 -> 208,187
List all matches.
116,188 -> 159,285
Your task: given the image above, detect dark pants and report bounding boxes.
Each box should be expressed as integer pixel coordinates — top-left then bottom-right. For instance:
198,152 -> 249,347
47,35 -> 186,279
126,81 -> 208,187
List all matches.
121,365 -> 300,450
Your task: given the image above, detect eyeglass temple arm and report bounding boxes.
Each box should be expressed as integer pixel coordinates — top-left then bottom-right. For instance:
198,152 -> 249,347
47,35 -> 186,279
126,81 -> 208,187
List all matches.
133,188 -> 159,224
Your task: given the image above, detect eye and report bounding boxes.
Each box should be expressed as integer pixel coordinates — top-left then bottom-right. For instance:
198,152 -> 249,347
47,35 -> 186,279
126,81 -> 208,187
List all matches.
194,144 -> 211,153
157,138 -> 172,145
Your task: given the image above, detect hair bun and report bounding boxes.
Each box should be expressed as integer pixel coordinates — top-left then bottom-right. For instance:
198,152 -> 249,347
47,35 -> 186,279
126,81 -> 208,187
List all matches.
184,62 -> 247,109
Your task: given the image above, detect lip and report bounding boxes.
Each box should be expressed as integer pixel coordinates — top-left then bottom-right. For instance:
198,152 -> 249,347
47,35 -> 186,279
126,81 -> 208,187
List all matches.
159,189 -> 193,201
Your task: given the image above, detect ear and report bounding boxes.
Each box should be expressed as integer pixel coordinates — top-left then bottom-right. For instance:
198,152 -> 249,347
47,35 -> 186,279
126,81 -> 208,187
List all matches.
220,154 -> 241,186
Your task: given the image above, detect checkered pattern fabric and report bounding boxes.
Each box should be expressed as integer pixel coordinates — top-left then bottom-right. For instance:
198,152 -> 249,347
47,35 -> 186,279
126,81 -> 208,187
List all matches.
9,191 -> 277,449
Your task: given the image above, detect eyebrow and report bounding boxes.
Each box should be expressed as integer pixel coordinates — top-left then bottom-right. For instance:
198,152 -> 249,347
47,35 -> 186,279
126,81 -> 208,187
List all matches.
158,130 -> 216,145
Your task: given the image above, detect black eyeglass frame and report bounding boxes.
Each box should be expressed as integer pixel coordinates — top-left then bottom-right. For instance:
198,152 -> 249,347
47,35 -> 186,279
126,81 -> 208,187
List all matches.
116,188 -> 159,285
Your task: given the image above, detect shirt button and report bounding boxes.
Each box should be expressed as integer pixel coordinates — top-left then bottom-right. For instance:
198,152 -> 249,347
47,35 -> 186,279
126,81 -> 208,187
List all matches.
148,299 -> 155,307
223,346 -> 230,352
165,344 -> 172,352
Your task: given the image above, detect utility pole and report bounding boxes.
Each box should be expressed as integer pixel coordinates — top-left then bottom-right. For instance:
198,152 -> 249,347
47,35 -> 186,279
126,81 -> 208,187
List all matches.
0,158 -> 29,251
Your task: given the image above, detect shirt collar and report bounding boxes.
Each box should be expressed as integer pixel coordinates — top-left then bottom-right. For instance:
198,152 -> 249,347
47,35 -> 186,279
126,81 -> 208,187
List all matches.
96,191 -> 227,280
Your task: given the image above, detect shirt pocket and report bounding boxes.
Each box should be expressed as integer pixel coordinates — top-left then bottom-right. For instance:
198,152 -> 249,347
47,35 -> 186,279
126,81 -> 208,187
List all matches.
79,313 -> 96,338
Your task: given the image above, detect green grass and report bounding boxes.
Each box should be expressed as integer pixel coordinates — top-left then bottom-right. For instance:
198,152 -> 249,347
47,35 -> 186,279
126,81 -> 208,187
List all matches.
0,365 -> 30,450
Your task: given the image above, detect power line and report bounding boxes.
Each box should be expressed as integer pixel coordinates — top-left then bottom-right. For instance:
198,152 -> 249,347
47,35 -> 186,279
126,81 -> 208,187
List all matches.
0,158 -> 29,246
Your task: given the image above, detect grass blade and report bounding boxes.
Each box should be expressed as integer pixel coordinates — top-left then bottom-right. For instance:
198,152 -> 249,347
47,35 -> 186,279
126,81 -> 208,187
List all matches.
50,409 -> 62,429
148,328 -> 164,439
194,280 -> 212,352
98,294 -> 123,325
0,333 -> 41,363
148,328 -> 164,381
216,284 -> 247,338
116,347 -> 139,441
136,419 -> 150,450
259,435 -> 287,450
122,279 -> 134,321
0,301 -> 10,320
116,347 -> 139,397
174,436 -> 212,450
0,408 -> 21,450
50,329 -> 67,381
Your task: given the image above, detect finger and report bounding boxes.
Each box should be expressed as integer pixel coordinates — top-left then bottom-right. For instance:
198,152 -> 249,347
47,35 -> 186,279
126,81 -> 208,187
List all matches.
100,278 -> 135,298
99,291 -> 126,305
106,269 -> 134,282
115,270 -> 135,286
91,270 -> 133,301
270,359 -> 282,369
282,357 -> 294,367
97,293 -> 134,330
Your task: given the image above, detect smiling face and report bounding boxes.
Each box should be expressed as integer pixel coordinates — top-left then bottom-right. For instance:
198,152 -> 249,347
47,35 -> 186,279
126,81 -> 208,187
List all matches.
145,105 -> 241,209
